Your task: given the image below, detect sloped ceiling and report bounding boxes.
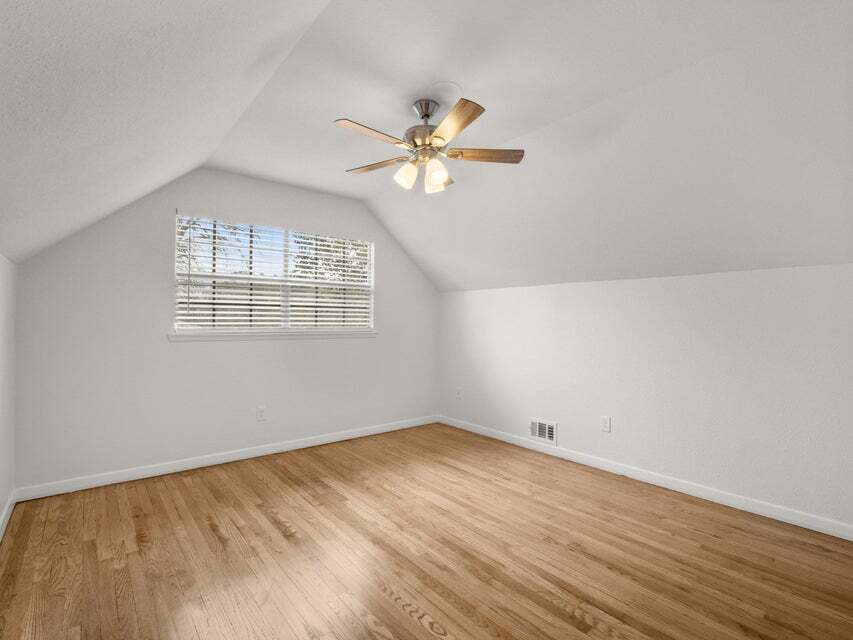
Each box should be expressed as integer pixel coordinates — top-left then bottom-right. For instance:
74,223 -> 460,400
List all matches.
209,0 -> 853,290
365,3 -> 853,289
3,1 -> 851,291
0,0 -> 329,261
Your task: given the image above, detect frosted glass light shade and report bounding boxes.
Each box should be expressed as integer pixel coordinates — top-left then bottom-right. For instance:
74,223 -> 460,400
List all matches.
425,157 -> 449,186
424,179 -> 445,194
425,175 -> 453,194
393,161 -> 418,189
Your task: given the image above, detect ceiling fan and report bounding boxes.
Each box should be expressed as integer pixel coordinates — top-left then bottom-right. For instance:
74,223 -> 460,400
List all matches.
335,98 -> 524,194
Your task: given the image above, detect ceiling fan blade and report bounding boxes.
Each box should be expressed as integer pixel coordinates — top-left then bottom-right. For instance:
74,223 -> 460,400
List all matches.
346,156 -> 409,174
335,118 -> 411,148
446,148 -> 525,164
431,98 -> 485,146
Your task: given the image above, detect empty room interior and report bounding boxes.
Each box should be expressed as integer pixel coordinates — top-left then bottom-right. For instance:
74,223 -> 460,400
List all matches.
1,1 -> 852,638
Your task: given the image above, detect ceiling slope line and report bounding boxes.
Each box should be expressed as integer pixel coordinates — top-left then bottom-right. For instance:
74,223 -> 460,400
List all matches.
1,1 -> 333,263
467,0 -> 849,152
359,198 -> 443,295
204,0 -> 336,165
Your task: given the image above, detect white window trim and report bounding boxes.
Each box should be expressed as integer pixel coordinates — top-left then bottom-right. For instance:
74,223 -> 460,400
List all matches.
167,327 -> 378,342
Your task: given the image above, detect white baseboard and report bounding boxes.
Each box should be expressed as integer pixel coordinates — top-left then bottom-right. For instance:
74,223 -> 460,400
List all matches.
12,416 -> 440,504
8,414 -> 851,544
0,492 -> 14,541
440,415 -> 853,542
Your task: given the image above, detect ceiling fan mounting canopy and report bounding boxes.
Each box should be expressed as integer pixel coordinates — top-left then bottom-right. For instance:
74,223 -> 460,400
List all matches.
412,98 -> 439,121
335,96 -> 524,193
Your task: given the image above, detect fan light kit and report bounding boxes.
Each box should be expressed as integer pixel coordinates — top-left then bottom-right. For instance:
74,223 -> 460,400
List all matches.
336,97 -> 524,194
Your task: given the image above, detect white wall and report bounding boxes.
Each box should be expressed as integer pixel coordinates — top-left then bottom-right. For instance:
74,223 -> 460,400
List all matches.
0,253 -> 15,521
10,166 -> 853,540
15,167 -> 438,488
439,264 -> 853,532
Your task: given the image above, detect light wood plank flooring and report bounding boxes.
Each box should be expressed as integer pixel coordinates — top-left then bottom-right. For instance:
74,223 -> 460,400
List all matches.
1,424 -> 852,639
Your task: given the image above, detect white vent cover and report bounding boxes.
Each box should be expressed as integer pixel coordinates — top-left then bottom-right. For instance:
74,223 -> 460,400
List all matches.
530,418 -> 557,444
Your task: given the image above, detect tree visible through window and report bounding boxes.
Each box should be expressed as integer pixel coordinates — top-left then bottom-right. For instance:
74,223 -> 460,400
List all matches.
174,216 -> 373,330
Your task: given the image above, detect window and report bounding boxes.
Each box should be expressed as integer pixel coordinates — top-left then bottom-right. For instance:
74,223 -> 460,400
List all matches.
173,216 -> 374,336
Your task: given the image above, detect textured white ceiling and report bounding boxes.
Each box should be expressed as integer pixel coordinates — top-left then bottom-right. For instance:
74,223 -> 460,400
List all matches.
0,0 -> 329,261
3,0 -> 851,291
367,3 -> 853,289
208,0 -> 852,290
209,0 -> 833,200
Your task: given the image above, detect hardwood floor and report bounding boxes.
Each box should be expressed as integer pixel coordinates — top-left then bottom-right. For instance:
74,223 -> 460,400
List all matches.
1,424 -> 852,640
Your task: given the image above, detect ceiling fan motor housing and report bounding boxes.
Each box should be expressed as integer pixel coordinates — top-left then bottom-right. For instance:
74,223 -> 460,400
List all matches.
404,124 -> 439,149
406,99 -> 446,157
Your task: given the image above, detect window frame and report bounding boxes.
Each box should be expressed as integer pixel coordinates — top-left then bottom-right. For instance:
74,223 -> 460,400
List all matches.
168,213 -> 377,342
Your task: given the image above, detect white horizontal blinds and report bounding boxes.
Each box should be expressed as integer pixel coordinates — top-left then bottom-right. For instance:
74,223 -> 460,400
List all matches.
175,216 -> 373,329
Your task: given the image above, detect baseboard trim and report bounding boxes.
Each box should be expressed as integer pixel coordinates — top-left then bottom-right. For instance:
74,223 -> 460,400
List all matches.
9,415 -> 851,543
12,416 -> 440,504
440,415 -> 853,542
0,493 -> 14,541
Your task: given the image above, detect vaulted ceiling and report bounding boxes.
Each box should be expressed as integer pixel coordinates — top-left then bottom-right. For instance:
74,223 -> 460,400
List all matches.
0,0 -> 329,261
2,1 -> 851,290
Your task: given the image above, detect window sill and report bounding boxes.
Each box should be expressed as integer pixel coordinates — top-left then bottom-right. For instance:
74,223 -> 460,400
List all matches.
167,328 -> 378,342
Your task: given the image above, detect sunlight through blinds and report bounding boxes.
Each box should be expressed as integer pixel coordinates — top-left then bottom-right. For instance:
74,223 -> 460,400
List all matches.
175,216 -> 373,330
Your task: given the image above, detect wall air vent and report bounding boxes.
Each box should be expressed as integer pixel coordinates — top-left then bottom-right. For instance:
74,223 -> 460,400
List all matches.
530,418 -> 557,445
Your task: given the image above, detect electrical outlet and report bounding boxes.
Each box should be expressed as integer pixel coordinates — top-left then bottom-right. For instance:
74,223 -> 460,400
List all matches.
601,416 -> 611,433
256,405 -> 268,422
455,387 -> 462,401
